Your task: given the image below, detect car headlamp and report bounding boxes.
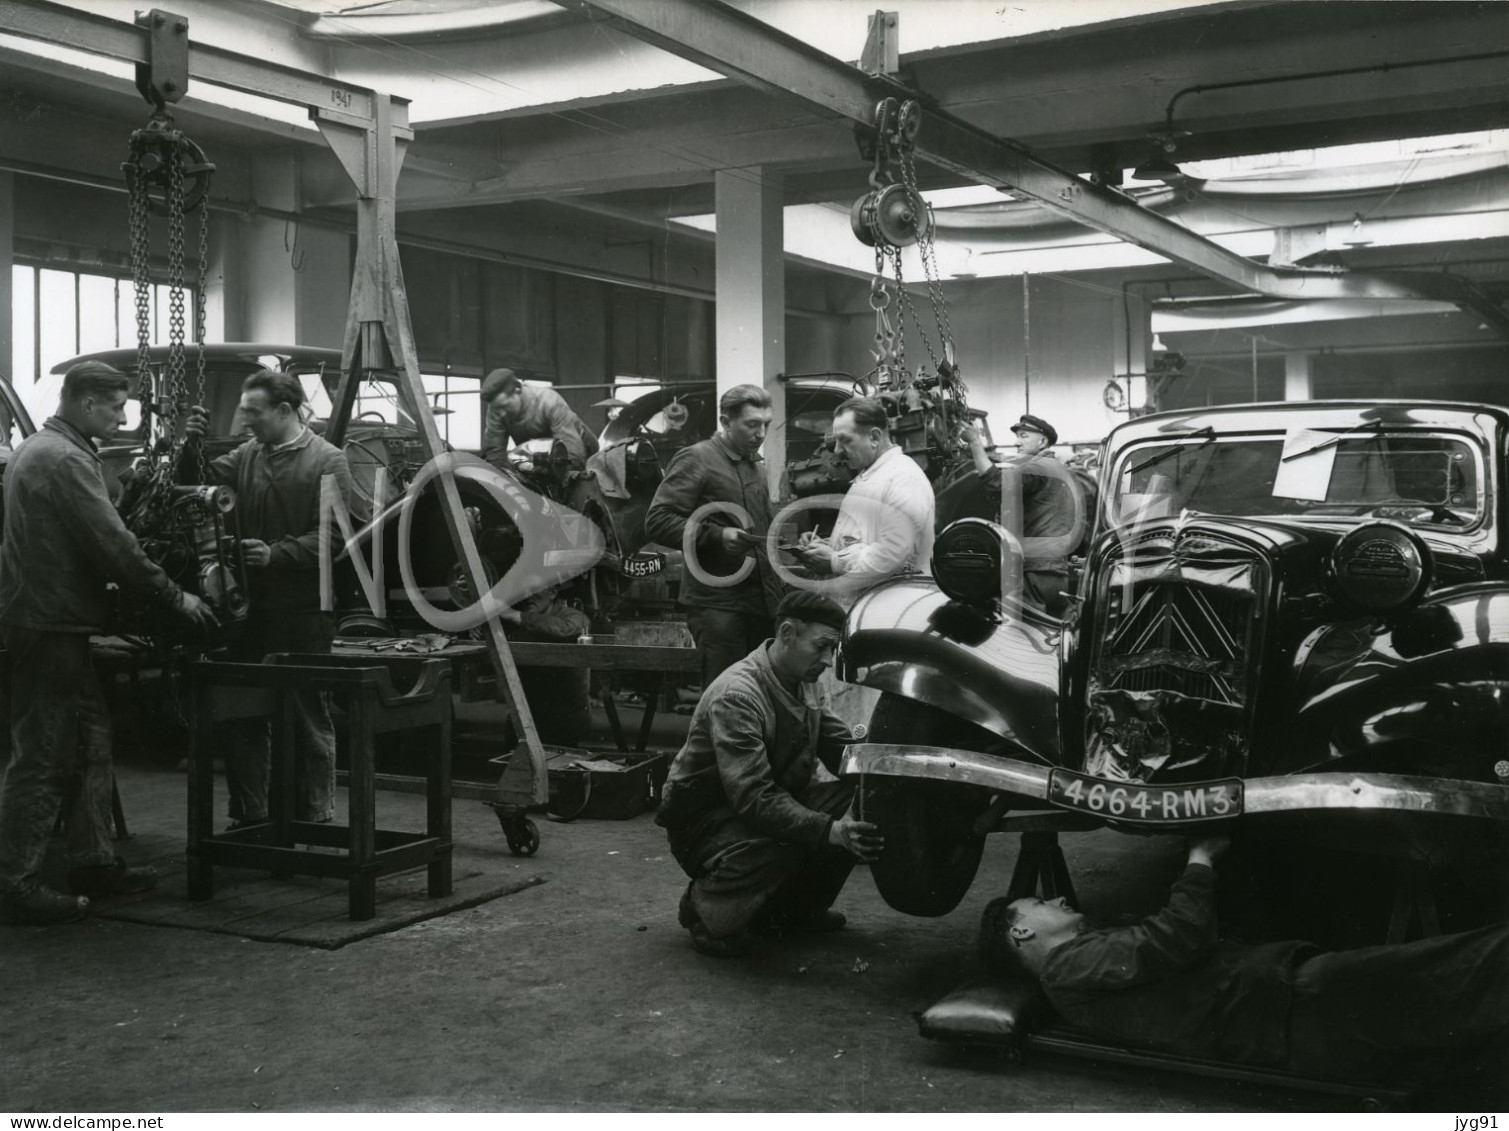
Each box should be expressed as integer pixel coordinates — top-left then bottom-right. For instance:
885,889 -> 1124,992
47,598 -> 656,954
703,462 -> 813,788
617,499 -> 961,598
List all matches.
1328,521 -> 1432,616
933,517 -> 1015,607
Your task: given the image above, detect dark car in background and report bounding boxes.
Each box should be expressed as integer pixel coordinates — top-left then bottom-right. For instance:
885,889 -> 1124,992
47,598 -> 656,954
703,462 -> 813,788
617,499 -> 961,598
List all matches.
840,400 -> 1509,930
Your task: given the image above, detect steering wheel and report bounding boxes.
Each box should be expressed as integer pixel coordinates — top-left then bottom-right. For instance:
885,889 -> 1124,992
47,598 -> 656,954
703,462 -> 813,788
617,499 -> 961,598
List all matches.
356,410 -> 388,423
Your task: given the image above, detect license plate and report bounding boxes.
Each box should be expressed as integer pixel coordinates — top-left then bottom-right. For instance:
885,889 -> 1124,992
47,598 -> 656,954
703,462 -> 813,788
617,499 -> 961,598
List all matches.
1048,769 -> 1242,823
620,552 -> 666,579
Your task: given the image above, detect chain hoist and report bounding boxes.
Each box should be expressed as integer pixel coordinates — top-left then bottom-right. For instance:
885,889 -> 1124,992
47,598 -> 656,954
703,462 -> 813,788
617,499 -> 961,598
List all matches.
123,101 -> 215,480
849,98 -> 972,469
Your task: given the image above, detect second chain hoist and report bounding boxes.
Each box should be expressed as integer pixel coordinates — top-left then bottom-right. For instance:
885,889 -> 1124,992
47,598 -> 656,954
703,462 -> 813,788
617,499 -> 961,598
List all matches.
848,97 -> 974,482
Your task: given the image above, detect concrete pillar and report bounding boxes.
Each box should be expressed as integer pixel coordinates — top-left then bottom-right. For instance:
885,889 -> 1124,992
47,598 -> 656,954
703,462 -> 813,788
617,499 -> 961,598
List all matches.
1285,351 -> 1314,401
715,168 -> 785,493
0,173 -> 12,388
227,151 -> 350,348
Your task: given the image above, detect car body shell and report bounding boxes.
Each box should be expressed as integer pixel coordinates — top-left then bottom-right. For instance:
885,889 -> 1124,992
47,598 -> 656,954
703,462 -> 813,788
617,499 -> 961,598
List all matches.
840,400 -> 1509,869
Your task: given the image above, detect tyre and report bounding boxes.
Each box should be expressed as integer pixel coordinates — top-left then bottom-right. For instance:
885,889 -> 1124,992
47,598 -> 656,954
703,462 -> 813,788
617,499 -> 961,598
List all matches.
861,694 -> 997,916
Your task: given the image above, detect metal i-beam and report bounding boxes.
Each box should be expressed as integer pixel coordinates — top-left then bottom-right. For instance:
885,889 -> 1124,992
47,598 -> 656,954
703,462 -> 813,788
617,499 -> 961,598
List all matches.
560,0 -> 1509,335
0,0 -> 380,122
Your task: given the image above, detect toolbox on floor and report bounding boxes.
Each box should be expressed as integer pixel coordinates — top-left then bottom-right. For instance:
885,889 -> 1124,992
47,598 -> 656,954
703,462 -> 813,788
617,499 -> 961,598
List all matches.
492,747 -> 670,820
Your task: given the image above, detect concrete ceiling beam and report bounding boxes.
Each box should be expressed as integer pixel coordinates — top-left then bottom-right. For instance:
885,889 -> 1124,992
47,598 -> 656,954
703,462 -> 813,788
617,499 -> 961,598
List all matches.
556,0 -> 1509,335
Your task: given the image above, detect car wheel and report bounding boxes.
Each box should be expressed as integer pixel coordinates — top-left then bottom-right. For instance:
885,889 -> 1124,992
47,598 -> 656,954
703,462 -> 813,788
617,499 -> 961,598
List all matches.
861,694 -> 995,916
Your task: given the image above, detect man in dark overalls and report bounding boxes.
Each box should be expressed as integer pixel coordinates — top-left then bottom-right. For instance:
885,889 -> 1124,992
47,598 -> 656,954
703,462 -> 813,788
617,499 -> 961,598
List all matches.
656,591 -> 883,956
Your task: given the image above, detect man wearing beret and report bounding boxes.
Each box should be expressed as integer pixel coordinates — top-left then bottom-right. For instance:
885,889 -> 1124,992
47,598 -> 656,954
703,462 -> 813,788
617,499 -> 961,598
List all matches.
655,591 -> 884,956
479,367 -> 599,471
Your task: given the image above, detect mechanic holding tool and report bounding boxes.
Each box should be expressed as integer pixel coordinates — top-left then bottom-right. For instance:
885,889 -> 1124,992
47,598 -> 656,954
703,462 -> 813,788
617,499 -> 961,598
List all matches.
981,835 -> 1508,1101
655,591 -> 883,957
479,367 -> 599,471
183,370 -> 356,829
0,362 -> 216,924
645,383 -> 785,687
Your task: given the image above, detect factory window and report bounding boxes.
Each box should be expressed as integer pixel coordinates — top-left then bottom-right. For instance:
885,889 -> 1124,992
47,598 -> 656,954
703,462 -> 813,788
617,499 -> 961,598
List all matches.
9,264 -> 196,425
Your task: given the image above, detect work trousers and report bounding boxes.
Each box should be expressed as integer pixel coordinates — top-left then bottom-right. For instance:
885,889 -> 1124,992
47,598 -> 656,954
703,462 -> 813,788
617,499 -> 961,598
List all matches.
685,607 -> 771,689
1286,922 -> 1509,1091
0,627 -> 116,893
666,778 -> 856,938
222,611 -> 337,825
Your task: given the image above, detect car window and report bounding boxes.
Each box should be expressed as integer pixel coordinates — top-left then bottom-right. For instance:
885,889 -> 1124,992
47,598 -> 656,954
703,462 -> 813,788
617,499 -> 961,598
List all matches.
1109,432 -> 1483,530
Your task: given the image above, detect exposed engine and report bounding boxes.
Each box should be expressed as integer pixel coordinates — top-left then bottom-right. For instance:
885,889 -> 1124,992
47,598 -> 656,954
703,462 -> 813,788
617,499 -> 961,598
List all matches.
113,456 -> 249,636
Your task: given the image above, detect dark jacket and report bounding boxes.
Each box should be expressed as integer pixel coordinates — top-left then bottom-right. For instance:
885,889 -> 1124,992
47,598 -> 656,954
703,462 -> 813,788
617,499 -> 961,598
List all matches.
481,385 -> 599,469
657,642 -> 853,847
199,429 -> 356,614
644,434 -> 782,616
1042,864 -> 1316,1067
0,417 -> 181,633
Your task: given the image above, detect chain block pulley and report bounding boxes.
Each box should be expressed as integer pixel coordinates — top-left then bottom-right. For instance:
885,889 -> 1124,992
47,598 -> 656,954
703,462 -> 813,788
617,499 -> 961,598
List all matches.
847,95 -> 977,477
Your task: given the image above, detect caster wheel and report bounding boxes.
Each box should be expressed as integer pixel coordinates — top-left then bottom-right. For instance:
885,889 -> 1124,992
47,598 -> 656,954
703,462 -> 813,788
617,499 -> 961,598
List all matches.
505,816 -> 540,856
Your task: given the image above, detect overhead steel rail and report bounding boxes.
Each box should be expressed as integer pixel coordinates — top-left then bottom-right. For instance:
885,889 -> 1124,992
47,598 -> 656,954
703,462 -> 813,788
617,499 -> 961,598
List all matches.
559,0 -> 1509,337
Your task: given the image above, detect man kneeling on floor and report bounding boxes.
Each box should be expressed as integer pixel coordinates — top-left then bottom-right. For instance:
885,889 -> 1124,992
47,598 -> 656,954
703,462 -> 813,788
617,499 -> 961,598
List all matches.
656,591 -> 882,956
980,836 -> 1508,1101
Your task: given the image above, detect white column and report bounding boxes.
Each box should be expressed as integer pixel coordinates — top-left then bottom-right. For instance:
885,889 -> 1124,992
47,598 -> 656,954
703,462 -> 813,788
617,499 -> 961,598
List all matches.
232,152 -> 350,347
1285,350 -> 1313,401
0,173 -> 12,386
715,167 -> 785,493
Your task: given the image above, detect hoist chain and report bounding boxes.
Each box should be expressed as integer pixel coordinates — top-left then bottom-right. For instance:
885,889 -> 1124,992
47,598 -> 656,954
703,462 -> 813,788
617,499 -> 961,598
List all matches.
193,178 -> 211,482
123,107 -> 214,481
165,145 -> 188,424
127,149 -> 154,409
899,146 -> 958,381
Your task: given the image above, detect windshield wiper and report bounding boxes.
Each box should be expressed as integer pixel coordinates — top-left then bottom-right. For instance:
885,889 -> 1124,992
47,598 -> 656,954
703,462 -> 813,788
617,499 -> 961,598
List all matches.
1127,426 -> 1216,476
1281,419 -> 1385,463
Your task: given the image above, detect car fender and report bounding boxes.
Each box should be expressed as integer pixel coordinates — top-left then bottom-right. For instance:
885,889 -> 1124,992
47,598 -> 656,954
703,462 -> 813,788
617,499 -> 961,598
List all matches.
840,575 -> 1062,761
1295,585 -> 1509,762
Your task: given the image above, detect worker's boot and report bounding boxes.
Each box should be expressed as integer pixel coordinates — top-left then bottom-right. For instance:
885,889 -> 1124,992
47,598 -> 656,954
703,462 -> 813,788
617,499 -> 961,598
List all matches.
0,884 -> 90,925
678,881 -> 750,957
66,856 -> 159,898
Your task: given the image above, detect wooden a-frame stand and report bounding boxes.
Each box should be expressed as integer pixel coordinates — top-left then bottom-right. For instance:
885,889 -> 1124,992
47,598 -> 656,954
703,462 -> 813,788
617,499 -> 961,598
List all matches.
0,2 -> 551,846
313,98 -> 549,843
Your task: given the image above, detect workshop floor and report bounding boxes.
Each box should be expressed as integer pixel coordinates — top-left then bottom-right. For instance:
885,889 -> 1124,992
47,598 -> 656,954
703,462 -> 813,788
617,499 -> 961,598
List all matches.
0,709 -> 1484,1113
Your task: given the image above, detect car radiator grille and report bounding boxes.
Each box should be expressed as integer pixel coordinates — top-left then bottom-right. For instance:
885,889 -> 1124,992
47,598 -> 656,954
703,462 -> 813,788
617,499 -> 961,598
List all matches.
1083,534 -> 1270,781
1102,582 -> 1256,705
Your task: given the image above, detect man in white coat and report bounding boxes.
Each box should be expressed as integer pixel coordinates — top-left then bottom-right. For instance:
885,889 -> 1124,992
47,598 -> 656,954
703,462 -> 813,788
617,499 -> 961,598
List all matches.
790,395 -> 935,726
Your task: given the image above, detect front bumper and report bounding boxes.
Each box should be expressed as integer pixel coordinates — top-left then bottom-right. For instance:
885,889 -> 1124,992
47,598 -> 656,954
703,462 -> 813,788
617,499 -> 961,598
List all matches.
840,743 -> 1509,824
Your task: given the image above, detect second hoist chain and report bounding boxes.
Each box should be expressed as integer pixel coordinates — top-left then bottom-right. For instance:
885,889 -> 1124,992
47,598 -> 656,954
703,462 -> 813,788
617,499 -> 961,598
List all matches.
124,106 -> 215,482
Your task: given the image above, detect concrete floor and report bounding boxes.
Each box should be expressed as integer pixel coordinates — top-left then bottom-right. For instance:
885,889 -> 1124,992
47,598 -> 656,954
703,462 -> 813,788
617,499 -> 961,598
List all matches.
0,709 -> 1485,1113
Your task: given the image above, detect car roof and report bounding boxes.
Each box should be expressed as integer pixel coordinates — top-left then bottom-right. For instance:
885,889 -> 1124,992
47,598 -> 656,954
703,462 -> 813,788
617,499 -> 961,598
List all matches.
1110,399 -> 1509,446
50,343 -> 344,375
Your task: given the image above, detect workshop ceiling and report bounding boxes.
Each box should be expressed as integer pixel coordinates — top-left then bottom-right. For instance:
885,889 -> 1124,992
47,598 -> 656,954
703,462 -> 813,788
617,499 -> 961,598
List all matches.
3,0 -> 1509,298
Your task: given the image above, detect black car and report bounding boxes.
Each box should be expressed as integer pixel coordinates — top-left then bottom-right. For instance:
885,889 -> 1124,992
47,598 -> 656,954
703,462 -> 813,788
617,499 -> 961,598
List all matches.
839,400 -> 1509,920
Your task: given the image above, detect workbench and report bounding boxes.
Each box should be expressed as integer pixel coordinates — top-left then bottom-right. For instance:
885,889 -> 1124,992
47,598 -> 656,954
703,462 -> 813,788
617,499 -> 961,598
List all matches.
331,636 -> 701,800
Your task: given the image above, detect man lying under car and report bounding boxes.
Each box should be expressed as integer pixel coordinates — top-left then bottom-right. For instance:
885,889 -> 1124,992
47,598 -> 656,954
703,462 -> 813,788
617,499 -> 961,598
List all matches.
980,836 -> 1508,1102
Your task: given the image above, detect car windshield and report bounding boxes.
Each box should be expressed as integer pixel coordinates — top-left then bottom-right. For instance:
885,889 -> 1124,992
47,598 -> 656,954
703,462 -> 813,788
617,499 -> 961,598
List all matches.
1108,429 -> 1483,531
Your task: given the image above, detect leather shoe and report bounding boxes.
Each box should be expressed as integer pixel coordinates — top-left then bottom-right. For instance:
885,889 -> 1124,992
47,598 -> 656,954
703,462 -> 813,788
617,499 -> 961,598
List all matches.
0,884 -> 90,925
690,922 -> 751,958
66,857 -> 159,898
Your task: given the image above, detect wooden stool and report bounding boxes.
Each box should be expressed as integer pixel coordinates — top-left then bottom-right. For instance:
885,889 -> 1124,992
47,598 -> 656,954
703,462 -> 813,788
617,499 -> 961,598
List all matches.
186,654 -> 453,920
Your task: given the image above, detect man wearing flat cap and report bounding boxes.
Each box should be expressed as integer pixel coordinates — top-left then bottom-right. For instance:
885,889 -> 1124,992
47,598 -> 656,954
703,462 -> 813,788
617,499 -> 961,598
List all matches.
479,367 -> 599,471
655,590 -> 884,957
1011,414 -> 1075,613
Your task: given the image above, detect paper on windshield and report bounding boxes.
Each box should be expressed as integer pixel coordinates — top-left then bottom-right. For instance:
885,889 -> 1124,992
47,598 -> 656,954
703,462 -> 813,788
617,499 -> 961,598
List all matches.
1272,428 -> 1338,501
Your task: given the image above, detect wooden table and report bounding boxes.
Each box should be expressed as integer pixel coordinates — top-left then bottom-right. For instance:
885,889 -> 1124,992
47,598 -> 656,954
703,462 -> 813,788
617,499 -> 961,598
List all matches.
333,637 -> 702,754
